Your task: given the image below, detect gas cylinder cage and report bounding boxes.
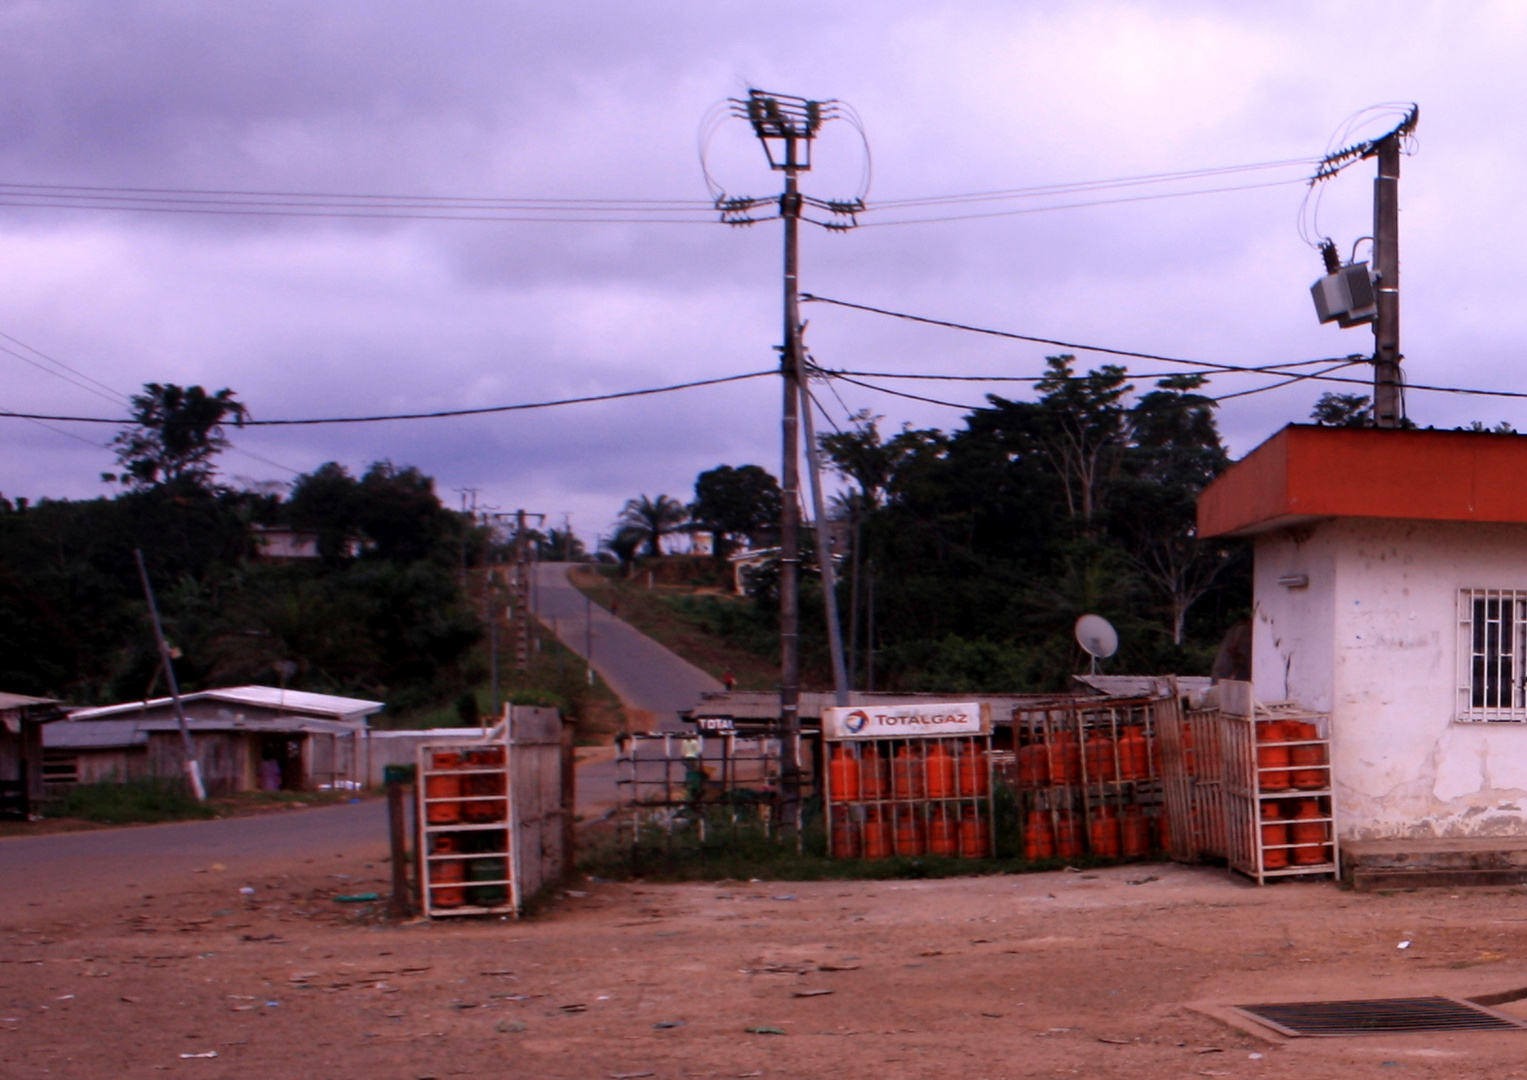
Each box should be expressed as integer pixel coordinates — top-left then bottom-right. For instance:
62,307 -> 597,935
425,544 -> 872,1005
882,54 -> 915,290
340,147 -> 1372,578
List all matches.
417,733 -> 516,918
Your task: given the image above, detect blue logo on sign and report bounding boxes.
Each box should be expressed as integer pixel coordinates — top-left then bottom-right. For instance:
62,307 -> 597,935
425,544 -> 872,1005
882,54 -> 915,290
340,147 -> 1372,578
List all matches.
844,709 -> 869,734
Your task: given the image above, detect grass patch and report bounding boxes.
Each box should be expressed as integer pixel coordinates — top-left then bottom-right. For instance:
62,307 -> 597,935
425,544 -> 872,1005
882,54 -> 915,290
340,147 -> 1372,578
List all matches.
577,794 -> 1152,883
45,778 -> 217,824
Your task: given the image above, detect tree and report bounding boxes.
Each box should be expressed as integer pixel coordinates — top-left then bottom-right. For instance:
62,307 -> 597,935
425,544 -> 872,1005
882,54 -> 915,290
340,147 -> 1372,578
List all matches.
536,527 -> 587,561
617,494 -> 688,558
1310,392 -> 1372,427
690,464 -> 781,558
108,383 -> 247,490
1027,355 -> 1131,523
1113,374 -> 1236,645
286,462 -> 359,562
602,525 -> 646,575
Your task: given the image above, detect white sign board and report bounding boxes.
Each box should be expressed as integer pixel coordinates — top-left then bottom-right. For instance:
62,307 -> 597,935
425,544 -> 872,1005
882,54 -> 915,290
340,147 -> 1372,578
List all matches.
821,702 -> 987,741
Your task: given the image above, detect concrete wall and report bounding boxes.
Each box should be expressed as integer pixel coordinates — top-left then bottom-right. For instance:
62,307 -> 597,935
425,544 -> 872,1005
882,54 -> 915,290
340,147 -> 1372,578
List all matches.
1254,517 -> 1527,841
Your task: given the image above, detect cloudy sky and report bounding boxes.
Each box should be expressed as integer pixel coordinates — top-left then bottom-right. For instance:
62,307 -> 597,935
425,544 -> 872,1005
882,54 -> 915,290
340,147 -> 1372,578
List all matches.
2,2 -> 1523,546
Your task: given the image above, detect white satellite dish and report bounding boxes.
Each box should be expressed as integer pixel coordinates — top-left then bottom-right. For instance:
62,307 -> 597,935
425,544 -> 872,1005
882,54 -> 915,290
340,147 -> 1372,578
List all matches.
1075,614 -> 1119,673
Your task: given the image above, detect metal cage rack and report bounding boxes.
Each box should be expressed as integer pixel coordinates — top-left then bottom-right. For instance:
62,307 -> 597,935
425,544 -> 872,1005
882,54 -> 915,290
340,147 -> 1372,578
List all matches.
416,737 -> 515,917
1008,696 -> 1172,862
1222,703 -> 1340,884
824,736 -> 996,859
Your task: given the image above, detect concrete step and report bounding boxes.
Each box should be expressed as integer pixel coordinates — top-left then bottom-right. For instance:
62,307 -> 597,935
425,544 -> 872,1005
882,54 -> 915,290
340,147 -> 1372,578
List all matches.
1342,836 -> 1527,891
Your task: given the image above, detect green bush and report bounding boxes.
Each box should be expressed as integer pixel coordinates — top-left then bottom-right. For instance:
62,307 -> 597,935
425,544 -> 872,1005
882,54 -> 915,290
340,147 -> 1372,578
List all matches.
46,778 -> 216,824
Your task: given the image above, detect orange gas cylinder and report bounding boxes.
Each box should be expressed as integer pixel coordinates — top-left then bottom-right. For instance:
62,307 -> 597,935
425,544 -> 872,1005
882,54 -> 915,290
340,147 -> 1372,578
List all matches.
1088,805 -> 1122,858
1288,721 -> 1327,790
1024,811 -> 1056,860
892,805 -> 925,856
927,807 -> 959,856
958,806 -> 990,858
830,808 -> 861,858
1120,805 -> 1150,858
924,742 -> 957,799
430,855 -> 466,908
1084,735 -> 1118,782
1290,799 -> 1329,864
1180,723 -> 1196,775
1118,728 -> 1150,780
862,807 -> 892,859
828,746 -> 861,802
892,747 -> 925,800
859,747 -> 889,800
1256,721 -> 1292,791
425,751 -> 463,824
1016,742 -> 1050,787
1051,731 -> 1082,784
957,742 -> 989,797
1261,801 -> 1290,869
463,748 -> 507,823
1054,811 -> 1085,860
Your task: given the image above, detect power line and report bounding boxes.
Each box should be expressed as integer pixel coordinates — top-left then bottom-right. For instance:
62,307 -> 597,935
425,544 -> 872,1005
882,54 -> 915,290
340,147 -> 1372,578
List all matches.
855,176 -> 1307,227
0,369 -> 775,426
867,156 -> 1318,210
802,293 -> 1366,375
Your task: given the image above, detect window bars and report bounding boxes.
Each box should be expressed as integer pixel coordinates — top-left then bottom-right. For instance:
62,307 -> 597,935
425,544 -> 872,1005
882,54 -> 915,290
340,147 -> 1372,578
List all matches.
1458,589 -> 1527,722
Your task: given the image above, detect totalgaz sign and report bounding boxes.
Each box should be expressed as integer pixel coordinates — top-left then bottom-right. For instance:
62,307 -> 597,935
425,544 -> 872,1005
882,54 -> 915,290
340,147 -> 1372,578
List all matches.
821,702 -> 988,741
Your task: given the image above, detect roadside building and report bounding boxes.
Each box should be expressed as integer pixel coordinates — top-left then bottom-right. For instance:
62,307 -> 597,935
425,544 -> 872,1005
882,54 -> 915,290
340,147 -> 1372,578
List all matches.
1198,423 -> 1527,843
49,685 -> 383,795
0,692 -> 67,818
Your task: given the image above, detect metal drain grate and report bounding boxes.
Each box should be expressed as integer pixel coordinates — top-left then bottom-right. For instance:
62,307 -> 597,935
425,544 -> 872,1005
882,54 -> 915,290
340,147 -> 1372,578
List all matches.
1235,996 -> 1527,1037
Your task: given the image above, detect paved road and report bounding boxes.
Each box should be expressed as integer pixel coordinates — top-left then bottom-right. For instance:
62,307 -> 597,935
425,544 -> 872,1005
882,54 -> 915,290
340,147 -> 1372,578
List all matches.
0,568 -> 720,913
534,562 -> 721,732
0,799 -> 392,914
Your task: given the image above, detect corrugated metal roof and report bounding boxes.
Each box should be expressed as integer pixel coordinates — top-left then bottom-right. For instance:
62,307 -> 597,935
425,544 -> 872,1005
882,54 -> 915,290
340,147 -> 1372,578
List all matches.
44,721 -> 148,749
69,685 -> 383,722
49,716 -> 360,742
0,691 -> 62,710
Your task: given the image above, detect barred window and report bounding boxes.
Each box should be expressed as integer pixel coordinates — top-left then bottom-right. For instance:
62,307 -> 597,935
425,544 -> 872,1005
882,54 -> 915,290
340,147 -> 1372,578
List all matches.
1458,589 -> 1527,721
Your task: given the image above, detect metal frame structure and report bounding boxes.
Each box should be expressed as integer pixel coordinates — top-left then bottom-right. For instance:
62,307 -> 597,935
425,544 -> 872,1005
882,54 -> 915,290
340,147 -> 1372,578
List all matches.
823,732 -> 996,860
1457,588 -> 1527,722
614,730 -> 813,865
1011,694 -> 1173,863
1220,702 -> 1340,885
417,732 -> 515,918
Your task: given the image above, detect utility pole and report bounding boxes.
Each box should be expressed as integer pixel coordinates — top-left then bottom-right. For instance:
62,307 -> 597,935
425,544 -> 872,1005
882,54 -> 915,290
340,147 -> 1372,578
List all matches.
725,89 -> 862,810
514,509 -> 530,672
800,381 -> 850,704
1308,105 -> 1416,427
1371,130 -> 1402,428
133,549 -> 205,801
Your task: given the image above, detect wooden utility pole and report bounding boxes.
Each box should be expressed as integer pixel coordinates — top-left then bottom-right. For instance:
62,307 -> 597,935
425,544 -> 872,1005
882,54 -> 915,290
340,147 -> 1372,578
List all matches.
779,164 -> 803,797
514,509 -> 530,672
1371,131 -> 1402,428
133,549 -> 205,801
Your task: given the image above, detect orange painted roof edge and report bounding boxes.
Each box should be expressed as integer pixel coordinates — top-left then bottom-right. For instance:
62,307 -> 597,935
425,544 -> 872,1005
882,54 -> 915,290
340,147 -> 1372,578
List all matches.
1197,424 -> 1527,537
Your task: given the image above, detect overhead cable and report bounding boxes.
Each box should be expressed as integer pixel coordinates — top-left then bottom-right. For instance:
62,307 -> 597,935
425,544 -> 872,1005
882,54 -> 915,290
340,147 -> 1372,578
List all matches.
0,369 -> 775,426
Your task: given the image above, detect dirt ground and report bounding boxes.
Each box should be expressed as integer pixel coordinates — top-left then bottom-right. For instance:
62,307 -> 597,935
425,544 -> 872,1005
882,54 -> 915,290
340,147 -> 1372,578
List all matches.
10,854 -> 1527,1079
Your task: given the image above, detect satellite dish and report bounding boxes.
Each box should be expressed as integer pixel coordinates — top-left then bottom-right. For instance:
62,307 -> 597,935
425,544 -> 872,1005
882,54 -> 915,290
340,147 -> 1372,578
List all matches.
1075,614 -> 1119,673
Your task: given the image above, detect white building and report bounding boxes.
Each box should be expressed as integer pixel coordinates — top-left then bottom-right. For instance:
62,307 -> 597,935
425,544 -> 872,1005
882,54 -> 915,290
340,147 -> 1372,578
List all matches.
1199,424 -> 1527,842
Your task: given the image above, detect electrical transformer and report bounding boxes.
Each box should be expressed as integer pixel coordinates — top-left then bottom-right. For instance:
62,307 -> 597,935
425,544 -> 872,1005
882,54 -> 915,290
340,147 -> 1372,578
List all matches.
1310,261 -> 1376,328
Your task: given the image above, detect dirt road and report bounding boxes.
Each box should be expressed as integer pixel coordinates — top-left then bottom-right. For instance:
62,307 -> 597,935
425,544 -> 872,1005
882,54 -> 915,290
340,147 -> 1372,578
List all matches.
8,855 -> 1527,1079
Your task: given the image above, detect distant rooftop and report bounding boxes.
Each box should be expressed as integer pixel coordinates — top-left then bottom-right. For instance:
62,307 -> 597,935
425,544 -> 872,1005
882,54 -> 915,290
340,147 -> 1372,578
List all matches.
68,685 -> 384,723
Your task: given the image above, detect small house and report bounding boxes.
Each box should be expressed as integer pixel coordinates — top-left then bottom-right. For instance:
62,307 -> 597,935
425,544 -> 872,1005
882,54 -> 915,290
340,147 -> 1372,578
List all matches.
0,692 -> 66,818
50,685 -> 384,795
1198,424 -> 1527,845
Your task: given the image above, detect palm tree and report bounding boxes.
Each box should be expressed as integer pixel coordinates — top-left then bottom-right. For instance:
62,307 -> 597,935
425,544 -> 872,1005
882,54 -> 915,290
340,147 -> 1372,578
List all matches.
617,494 -> 689,558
